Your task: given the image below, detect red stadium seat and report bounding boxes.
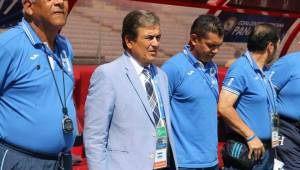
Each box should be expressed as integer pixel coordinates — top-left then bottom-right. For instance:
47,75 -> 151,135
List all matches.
218,66 -> 228,91
73,65 -> 98,135
217,66 -> 228,169
72,65 -> 97,169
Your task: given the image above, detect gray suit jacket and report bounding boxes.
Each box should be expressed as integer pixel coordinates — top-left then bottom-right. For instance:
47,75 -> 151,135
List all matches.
84,54 -> 177,170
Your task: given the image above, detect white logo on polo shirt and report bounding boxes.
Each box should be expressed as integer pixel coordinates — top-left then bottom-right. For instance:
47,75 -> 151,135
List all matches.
30,54 -> 39,60
187,70 -> 194,76
227,78 -> 234,86
269,71 -> 275,80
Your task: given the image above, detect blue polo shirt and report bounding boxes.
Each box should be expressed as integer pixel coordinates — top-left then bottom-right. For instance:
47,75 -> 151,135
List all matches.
162,45 -> 218,168
0,18 -> 77,155
268,52 -> 300,121
222,51 -> 274,140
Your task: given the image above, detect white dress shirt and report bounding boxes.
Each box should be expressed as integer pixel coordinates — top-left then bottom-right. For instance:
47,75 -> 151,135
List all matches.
127,52 -> 149,92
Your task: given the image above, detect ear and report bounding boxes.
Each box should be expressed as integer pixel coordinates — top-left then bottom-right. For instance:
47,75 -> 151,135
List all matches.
125,35 -> 134,50
267,42 -> 275,54
190,33 -> 198,46
23,0 -> 34,16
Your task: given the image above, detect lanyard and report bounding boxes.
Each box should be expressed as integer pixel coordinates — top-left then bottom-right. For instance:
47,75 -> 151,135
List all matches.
42,44 -> 69,116
262,78 -> 277,114
244,52 -> 277,114
149,64 -> 166,119
244,52 -> 279,148
183,46 -> 219,101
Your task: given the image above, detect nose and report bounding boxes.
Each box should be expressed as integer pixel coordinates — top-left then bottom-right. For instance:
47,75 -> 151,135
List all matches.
54,0 -> 65,6
54,0 -> 64,3
54,0 -> 68,11
211,48 -> 219,54
151,37 -> 160,48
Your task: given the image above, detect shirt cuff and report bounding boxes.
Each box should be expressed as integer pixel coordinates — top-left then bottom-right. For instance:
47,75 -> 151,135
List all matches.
222,86 -> 240,96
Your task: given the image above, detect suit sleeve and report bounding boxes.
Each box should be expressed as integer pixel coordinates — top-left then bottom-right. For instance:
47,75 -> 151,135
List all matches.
84,67 -> 115,170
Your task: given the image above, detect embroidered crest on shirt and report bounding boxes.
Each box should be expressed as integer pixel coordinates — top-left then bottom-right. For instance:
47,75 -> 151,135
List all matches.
61,50 -> 72,73
210,68 -> 217,85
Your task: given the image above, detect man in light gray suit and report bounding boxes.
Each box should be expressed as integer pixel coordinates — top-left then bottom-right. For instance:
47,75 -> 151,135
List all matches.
84,10 -> 177,170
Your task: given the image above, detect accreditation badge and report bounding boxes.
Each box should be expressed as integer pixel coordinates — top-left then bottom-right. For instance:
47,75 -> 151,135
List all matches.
273,158 -> 284,170
153,120 -> 169,169
271,113 -> 279,148
62,115 -> 73,134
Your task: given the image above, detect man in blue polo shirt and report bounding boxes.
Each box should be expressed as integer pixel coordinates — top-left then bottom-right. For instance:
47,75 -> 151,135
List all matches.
0,0 -> 76,169
162,14 -> 224,170
268,51 -> 300,170
218,23 -> 280,170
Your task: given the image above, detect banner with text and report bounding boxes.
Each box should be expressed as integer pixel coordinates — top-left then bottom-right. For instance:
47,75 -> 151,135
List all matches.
0,0 -> 22,28
218,12 -> 296,42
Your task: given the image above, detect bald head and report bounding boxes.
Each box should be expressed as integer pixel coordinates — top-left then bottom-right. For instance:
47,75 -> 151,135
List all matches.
247,23 -> 280,52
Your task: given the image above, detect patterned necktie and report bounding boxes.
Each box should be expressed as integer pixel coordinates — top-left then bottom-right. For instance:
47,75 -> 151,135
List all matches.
143,67 -> 160,125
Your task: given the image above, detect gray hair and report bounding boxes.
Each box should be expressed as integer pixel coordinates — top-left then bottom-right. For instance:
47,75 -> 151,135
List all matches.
121,10 -> 160,50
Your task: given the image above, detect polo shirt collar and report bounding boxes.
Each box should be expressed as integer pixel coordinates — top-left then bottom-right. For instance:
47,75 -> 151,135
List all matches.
183,44 -> 214,70
125,51 -> 151,76
244,50 -> 265,74
21,18 -> 62,59
21,18 -> 43,46
21,18 -> 61,47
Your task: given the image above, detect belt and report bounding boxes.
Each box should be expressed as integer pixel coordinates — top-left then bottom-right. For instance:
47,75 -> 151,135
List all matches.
0,140 -> 68,160
280,116 -> 300,129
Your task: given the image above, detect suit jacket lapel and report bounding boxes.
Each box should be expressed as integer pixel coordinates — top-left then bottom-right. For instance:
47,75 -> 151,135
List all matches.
122,55 -> 156,126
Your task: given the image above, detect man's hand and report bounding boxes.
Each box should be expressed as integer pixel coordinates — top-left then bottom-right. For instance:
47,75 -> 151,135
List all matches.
247,136 -> 265,160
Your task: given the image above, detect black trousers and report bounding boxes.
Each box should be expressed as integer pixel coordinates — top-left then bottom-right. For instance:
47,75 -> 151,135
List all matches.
0,141 -> 72,170
277,117 -> 300,170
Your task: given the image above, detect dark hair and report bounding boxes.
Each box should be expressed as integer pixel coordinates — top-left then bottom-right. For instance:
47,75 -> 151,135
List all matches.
190,14 -> 224,38
247,23 -> 280,52
121,10 -> 160,50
